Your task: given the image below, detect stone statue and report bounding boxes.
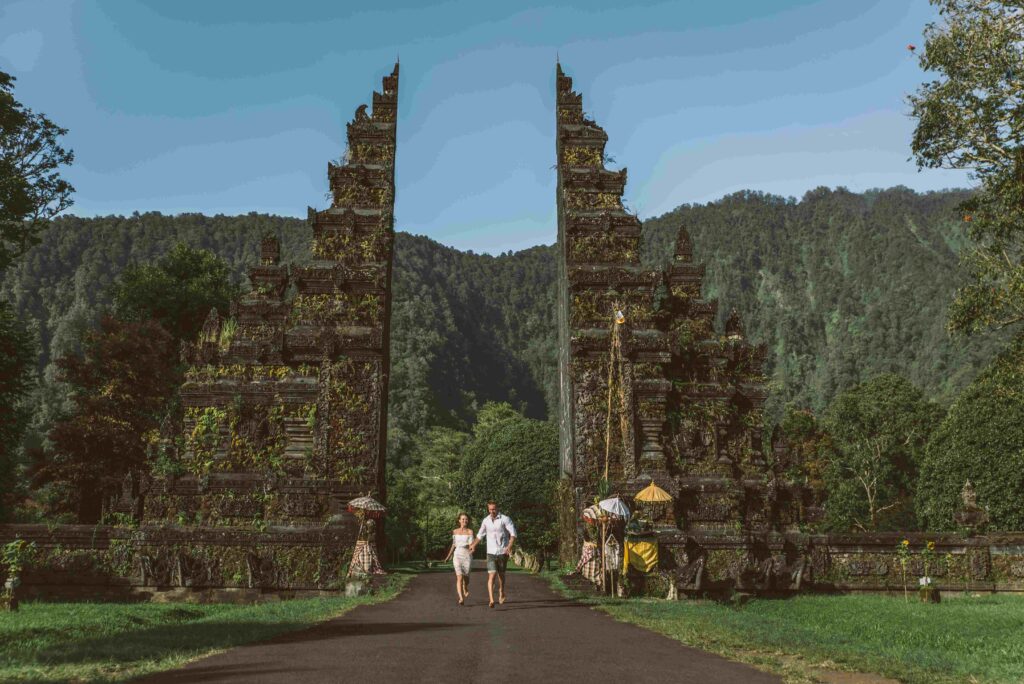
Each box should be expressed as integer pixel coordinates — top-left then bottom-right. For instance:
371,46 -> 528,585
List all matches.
961,479 -> 979,511
954,478 -> 988,534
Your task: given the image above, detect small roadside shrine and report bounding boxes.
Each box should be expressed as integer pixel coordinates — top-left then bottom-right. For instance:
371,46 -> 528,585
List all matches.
346,496 -> 387,579
624,481 -> 673,575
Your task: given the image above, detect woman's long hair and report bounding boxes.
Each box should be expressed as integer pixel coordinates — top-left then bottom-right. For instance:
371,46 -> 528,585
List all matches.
455,512 -> 471,530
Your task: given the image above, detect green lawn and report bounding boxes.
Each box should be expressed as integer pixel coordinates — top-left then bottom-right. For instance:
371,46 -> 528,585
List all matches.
0,575 -> 409,683
548,576 -> 1024,684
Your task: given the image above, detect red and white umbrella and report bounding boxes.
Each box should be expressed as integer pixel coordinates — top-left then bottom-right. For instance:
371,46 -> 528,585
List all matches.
582,504 -> 602,522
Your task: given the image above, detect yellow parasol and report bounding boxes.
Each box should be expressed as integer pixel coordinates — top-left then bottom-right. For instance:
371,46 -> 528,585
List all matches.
635,481 -> 672,503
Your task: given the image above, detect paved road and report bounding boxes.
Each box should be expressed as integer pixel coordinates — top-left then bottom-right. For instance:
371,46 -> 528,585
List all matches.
140,572 -> 780,683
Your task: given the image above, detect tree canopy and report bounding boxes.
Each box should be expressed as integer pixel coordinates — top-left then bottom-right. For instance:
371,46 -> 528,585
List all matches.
35,316 -> 178,522
0,300 -> 36,520
112,242 -> 240,344
819,374 -> 943,532
0,70 -> 74,271
909,0 -> 1024,336
460,406 -> 559,554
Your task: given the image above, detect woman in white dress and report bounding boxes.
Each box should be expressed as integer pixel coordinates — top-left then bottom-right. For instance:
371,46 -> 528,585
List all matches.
443,512 -> 474,605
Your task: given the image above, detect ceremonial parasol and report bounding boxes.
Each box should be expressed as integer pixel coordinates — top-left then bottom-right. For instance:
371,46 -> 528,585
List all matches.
347,495 -> 386,519
598,496 -> 631,521
635,481 -> 672,503
634,480 -> 672,522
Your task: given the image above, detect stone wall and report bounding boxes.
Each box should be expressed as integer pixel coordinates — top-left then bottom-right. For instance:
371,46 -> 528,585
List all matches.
0,522 -> 359,600
638,531 -> 1024,596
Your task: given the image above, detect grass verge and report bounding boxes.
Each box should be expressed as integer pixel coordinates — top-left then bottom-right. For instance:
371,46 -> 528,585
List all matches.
0,574 -> 410,683
544,573 -> 1024,684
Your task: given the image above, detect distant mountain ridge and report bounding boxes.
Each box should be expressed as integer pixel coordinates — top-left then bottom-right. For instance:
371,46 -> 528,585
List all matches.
0,186 -> 998,452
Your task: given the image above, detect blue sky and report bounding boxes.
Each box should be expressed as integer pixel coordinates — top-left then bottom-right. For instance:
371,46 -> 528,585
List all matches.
0,0 -> 969,254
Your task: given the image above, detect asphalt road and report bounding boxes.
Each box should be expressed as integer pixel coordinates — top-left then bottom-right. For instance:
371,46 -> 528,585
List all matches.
139,571 -> 780,683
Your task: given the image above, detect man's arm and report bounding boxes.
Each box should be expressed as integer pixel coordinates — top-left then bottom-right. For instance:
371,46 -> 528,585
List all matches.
470,520 -> 486,551
505,517 -> 517,555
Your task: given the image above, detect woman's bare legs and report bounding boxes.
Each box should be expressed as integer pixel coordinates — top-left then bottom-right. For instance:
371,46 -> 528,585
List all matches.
455,573 -> 465,604
461,575 -> 470,600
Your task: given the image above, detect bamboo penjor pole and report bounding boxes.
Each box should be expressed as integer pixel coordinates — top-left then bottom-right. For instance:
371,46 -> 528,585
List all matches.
601,306 -> 625,592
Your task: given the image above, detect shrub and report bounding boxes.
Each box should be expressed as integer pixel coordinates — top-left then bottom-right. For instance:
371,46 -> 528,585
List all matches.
462,407 -> 559,554
917,337 -> 1024,530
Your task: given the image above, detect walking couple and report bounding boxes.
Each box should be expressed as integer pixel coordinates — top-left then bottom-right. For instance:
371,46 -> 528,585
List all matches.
443,501 -> 517,608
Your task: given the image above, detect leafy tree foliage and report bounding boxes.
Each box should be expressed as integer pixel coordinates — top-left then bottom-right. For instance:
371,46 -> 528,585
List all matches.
386,404 -> 557,560
386,426 -> 471,559
917,337 -> 1024,530
112,242 -> 240,343
908,0 -> 1024,335
460,404 -> 559,555
0,71 -> 74,271
779,406 -> 828,494
819,374 -> 943,532
34,316 -> 178,522
0,300 -> 36,520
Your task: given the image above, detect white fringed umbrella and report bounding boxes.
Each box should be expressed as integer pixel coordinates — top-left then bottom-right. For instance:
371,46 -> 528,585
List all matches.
598,496 -> 630,521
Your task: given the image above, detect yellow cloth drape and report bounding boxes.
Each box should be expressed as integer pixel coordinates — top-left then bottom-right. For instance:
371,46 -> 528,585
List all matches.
623,539 -> 658,573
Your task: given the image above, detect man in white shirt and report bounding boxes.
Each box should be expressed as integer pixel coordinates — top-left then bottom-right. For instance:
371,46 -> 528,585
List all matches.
470,501 -> 517,607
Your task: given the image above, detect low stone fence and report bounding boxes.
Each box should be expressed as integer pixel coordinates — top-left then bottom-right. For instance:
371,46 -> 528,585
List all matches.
0,521 -> 360,602
620,530 -> 1024,597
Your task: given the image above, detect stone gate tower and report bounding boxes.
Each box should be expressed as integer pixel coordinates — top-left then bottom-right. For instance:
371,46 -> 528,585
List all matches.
145,65 -> 400,547
555,63 -> 809,550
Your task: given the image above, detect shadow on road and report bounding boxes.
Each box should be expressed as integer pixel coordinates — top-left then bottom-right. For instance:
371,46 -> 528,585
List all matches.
137,664 -> 307,683
268,621 -> 464,643
492,600 -> 590,611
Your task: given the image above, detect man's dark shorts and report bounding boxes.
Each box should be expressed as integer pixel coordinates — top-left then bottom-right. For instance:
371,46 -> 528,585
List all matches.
487,553 -> 508,575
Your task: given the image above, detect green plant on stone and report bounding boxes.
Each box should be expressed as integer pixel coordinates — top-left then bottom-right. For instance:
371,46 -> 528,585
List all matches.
2,539 -> 36,579
150,440 -> 186,478
100,512 -> 137,528
217,317 -> 237,352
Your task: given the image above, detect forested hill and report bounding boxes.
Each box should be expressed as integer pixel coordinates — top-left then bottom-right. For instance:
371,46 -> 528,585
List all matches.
0,212 -> 558,460
641,186 -> 1000,414
0,186 -> 1001,451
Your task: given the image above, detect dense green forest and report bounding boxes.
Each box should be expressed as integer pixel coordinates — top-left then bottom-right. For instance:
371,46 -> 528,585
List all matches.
642,187 -> 1003,415
4,185 -> 1023,532
0,186 -> 1001,462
